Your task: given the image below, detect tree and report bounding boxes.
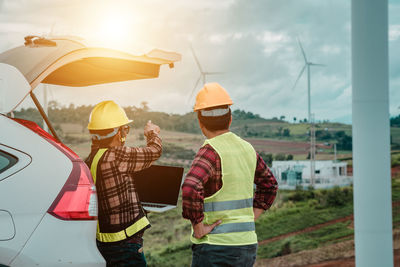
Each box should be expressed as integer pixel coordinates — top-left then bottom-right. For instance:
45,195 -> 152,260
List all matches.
280,115 -> 286,121
277,126 -> 283,136
316,130 -> 332,140
259,152 -> 273,165
334,131 -> 346,139
140,101 -> 149,112
283,128 -> 290,137
48,100 -> 60,110
293,117 -> 297,123
391,114 -> 400,127
274,153 -> 286,161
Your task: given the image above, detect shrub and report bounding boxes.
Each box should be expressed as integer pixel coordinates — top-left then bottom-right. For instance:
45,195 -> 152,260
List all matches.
316,186 -> 353,207
289,186 -> 315,202
275,153 -> 286,161
259,152 -> 273,165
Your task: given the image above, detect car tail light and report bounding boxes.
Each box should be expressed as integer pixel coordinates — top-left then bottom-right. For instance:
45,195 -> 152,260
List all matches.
48,160 -> 98,220
12,118 -> 98,220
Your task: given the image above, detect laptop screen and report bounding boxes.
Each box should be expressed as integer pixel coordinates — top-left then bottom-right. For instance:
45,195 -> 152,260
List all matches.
134,165 -> 184,205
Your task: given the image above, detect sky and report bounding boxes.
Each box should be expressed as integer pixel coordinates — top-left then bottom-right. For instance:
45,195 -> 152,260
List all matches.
0,0 -> 399,124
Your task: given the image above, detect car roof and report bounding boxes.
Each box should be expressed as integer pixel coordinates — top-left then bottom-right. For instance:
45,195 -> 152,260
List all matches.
0,35 -> 181,113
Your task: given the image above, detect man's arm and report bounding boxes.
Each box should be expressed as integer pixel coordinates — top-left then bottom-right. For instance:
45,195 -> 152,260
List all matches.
182,146 -> 221,234
116,121 -> 162,173
253,208 -> 264,220
253,153 -> 278,220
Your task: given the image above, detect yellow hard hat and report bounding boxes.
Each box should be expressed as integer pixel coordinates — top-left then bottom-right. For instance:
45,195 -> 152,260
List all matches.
87,100 -> 133,130
193,83 -> 233,111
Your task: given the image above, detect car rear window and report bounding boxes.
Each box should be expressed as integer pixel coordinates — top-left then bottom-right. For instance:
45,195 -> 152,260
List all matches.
0,150 -> 18,174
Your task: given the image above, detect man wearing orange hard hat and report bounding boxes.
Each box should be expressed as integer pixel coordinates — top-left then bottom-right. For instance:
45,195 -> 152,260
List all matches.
181,83 -> 278,267
85,100 -> 161,266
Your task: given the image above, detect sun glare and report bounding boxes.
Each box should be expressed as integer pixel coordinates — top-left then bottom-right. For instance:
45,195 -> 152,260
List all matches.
87,5 -> 139,51
100,14 -> 127,43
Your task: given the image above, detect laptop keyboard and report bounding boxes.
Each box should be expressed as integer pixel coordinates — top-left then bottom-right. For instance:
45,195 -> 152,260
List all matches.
143,203 -> 167,208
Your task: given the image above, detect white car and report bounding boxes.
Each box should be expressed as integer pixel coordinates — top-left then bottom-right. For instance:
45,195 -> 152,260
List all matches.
0,36 -> 180,267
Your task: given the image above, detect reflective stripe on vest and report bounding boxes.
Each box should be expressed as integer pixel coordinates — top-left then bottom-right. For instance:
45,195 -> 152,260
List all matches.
204,198 -> 253,212
191,132 -> 258,246
96,216 -> 150,243
210,222 -> 255,234
90,148 -> 150,243
90,148 -> 107,184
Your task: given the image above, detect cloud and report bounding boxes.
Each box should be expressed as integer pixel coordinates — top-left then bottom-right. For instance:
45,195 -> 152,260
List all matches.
390,25 -> 400,41
1,0 -> 399,121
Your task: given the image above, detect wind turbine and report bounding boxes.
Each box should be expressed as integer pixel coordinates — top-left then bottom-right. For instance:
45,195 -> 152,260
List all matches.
291,38 -> 325,122
187,45 -> 223,102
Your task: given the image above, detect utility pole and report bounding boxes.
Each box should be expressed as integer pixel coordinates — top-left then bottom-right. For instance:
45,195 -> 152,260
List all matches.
334,143 -> 337,162
352,0 -> 392,266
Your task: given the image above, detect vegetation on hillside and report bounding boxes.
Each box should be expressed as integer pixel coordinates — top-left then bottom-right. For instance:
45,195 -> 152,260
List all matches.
391,114 -> 400,127
12,103 -> 400,156
12,102 -> 355,143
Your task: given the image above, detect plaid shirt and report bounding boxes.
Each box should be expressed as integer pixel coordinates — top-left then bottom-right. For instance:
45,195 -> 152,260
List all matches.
182,144 -> 278,225
85,132 -> 162,243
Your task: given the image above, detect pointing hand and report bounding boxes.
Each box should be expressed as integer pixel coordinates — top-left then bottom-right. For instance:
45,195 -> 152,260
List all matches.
144,120 -> 160,137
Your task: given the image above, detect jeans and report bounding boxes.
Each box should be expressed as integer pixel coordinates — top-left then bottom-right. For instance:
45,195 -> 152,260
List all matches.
191,243 -> 258,267
97,240 -> 147,267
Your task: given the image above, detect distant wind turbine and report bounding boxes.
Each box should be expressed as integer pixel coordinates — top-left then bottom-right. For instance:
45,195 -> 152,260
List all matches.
187,45 -> 223,102
291,38 -> 325,122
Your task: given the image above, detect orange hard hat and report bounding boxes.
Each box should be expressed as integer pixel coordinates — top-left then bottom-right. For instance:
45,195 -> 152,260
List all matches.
193,83 -> 233,111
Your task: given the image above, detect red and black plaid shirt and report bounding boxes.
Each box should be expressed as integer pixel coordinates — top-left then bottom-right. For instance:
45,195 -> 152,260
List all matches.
182,144 -> 278,225
85,132 -> 162,243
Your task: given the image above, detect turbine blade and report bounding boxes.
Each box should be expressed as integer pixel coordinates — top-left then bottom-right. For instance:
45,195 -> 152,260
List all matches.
291,65 -> 306,90
204,72 -> 224,75
297,38 -> 307,63
190,44 -> 204,73
188,75 -> 202,103
309,63 -> 326,67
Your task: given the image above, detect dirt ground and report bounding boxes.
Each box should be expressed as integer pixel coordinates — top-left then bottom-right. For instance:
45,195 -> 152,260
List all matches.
305,249 -> 400,267
255,229 -> 400,267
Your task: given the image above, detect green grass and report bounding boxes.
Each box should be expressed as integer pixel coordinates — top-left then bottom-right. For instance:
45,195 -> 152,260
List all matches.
257,221 -> 354,259
145,241 -> 192,267
255,202 -> 353,241
393,179 -> 400,201
392,128 -> 400,145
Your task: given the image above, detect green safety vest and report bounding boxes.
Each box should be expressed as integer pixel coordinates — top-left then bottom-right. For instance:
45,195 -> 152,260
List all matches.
90,148 -> 150,243
191,132 -> 258,246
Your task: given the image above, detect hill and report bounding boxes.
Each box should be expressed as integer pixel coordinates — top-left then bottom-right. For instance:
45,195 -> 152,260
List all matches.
11,103 -> 400,161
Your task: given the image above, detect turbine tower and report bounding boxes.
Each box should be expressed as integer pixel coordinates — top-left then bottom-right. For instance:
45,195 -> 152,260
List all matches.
291,38 -> 324,186
188,45 -> 223,102
291,38 -> 325,122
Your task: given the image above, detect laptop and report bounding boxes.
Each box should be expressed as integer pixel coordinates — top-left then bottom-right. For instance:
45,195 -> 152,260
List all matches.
134,165 -> 184,213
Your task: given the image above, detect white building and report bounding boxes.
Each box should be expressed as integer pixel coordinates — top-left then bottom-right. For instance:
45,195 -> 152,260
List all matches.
271,160 -> 352,190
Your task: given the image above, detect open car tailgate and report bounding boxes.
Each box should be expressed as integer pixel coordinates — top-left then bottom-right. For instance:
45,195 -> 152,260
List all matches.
0,36 -> 181,113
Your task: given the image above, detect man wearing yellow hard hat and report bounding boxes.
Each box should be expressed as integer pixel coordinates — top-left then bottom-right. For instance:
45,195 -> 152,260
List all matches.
85,100 -> 161,267
181,83 -> 278,267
